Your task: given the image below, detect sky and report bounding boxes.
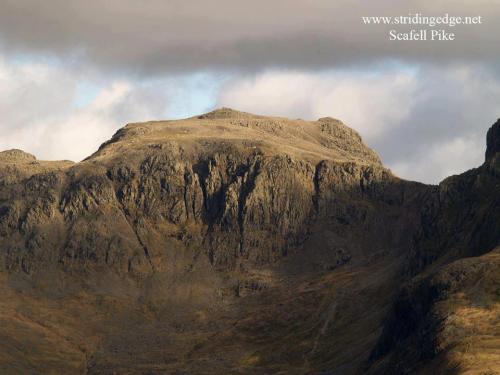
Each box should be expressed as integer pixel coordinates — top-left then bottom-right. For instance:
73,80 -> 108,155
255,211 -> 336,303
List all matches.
1,1 -> 499,184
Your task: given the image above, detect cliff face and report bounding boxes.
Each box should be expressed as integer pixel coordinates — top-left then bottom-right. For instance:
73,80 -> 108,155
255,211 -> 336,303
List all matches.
0,109 -> 498,374
368,120 -> 500,375
0,109 -> 391,276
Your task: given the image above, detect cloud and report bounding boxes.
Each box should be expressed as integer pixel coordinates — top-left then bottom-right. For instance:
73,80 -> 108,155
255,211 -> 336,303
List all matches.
0,58 -> 170,161
390,136 -> 484,183
217,65 -> 499,184
218,70 -> 416,138
0,0 -> 498,74
0,1 -> 498,183
1,54 -> 497,184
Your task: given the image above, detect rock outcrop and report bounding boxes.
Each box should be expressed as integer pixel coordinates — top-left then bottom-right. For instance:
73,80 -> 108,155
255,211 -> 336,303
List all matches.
0,109 -> 498,374
486,118 -> 500,161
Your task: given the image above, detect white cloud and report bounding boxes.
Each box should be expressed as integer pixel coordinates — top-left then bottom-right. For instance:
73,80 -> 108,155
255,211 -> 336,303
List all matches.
0,59 -> 170,161
217,66 -> 499,184
218,70 -> 416,139
390,136 -> 484,182
1,55 -> 498,184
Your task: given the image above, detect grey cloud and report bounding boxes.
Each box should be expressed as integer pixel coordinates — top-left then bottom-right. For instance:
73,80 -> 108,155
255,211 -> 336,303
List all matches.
216,63 -> 499,184
1,0 -> 498,184
370,64 -> 500,167
0,0 -> 498,74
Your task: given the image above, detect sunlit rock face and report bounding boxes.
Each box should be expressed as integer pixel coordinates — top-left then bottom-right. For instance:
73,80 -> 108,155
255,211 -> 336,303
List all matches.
0,109 -> 498,374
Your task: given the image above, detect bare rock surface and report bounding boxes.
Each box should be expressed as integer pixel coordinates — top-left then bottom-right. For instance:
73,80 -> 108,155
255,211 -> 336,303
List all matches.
0,109 -> 498,374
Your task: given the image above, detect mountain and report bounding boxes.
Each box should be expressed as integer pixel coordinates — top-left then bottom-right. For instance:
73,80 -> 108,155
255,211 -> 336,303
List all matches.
0,108 -> 498,374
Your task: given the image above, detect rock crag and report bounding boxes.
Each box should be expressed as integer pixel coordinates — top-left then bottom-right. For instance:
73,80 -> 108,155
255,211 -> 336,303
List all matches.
0,109 -> 498,374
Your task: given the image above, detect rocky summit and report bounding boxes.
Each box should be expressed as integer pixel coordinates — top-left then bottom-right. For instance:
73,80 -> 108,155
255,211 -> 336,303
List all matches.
0,108 -> 498,374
